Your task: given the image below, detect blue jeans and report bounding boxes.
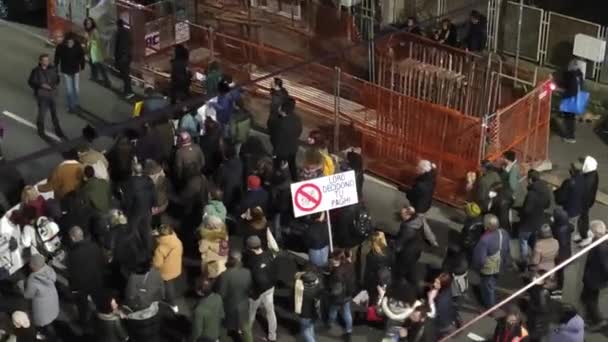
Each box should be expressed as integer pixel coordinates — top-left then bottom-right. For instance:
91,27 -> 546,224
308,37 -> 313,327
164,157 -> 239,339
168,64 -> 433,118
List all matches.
63,73 -> 80,110
308,246 -> 329,268
300,318 -> 316,342
518,231 -> 533,262
479,274 -> 497,308
328,301 -> 353,333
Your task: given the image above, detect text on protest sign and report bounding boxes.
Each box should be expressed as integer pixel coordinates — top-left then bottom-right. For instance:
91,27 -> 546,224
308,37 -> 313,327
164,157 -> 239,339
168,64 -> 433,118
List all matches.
290,170 -> 359,218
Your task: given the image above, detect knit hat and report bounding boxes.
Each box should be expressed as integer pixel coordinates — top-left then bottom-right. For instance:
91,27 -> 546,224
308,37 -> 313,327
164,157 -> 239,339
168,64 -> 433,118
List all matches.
464,202 -> 481,218
247,175 -> 261,189
30,254 -> 46,270
246,235 -> 262,249
12,311 -> 30,329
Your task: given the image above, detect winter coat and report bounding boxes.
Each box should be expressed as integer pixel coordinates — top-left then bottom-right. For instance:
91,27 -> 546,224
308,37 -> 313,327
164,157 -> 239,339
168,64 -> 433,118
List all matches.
268,87 -> 289,130
241,219 -> 269,251
269,113 -> 303,158
214,157 -> 244,212
95,312 -> 129,342
582,240 -> 608,290
140,95 -> 170,118
493,320 -> 529,342
527,285 -> 551,338
489,187 -> 514,232
192,293 -> 224,342
173,174 -> 208,228
394,220 -> 423,280
563,69 -> 583,99
37,160 -> 83,199
135,131 -> 164,164
476,169 -> 502,211
236,188 -> 269,216
104,224 -> 141,275
519,181 -> 551,233
108,138 -> 134,184
153,121 -> 176,163
204,200 -> 227,222
503,161 -> 520,198
434,288 -> 456,331
552,209 -> 573,261
460,216 -> 484,252
554,173 -> 585,218
529,237 -> 559,272
170,58 -> 191,94
406,170 -> 436,214
581,157 -> 598,211
87,29 -> 105,63
28,64 -> 60,98
305,220 -> 330,250
174,144 -> 205,185
54,41 -> 85,75
120,175 -> 157,219
24,265 -> 59,327
473,229 -> 511,275
204,68 -> 222,98
149,170 -> 169,212
66,240 -> 106,295
548,314 -> 584,342
211,88 -> 241,125
198,227 -> 229,278
200,129 -> 223,176
81,177 -> 112,212
114,26 -> 132,64
327,262 -> 356,305
363,248 -> 393,292
465,21 -> 486,52
217,266 -> 252,331
229,109 -> 252,144
153,232 -> 183,281
297,278 -> 322,320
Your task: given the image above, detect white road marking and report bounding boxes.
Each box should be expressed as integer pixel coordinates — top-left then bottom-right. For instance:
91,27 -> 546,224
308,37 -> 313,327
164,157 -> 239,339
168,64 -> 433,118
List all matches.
2,110 -> 60,141
0,19 -> 53,45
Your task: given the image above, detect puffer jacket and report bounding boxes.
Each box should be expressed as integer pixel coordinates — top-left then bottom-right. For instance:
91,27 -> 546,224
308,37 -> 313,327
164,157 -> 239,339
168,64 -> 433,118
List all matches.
204,200 -> 227,222
153,232 -> 183,281
24,265 -> 59,327
199,227 -> 229,278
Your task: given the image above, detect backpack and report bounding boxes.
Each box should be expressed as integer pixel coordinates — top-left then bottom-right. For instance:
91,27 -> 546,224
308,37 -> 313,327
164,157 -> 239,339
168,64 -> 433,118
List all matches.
128,272 -> 156,311
352,204 -> 373,238
34,217 -> 62,258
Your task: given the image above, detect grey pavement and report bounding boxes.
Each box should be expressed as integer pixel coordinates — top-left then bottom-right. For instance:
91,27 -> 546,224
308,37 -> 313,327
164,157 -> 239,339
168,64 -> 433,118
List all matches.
0,19 -> 607,342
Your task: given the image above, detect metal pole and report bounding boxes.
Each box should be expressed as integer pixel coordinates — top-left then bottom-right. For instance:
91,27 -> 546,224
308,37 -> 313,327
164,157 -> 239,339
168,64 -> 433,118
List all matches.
514,0 -> 523,86
440,232 -> 608,341
326,210 -> 334,252
333,67 -> 341,153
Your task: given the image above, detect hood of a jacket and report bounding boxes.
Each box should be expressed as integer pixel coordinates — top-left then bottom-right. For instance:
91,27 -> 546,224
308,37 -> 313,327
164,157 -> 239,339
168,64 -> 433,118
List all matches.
200,227 -> 228,241
207,200 -> 225,211
157,232 -> 180,248
403,215 -> 423,231
31,265 -> 56,286
582,156 -> 598,174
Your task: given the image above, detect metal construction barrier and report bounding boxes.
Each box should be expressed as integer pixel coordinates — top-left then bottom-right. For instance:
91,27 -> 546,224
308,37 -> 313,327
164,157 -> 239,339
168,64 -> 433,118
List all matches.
499,1 -> 543,62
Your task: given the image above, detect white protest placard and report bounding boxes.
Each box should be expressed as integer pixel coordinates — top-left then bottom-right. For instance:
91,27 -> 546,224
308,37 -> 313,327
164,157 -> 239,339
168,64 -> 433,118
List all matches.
290,170 -> 359,218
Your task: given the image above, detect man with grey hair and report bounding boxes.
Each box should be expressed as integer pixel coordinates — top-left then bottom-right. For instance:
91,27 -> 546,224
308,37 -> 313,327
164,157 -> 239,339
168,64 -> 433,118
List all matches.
24,254 -> 59,339
581,220 -> 608,329
473,214 -> 511,308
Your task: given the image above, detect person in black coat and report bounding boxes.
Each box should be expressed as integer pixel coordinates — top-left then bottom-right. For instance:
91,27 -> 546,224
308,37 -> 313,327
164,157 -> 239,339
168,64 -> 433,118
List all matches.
405,160 -> 438,246
28,54 -> 66,139
104,209 -> 142,292
561,64 -> 584,142
394,210 -> 423,285
236,175 -> 269,217
464,11 -> 486,52
120,162 -> 157,255
200,119 -> 224,176
578,156 -> 599,246
460,203 -> 484,261
114,19 -> 133,98
581,220 -> 608,327
487,182 -> 514,234
267,77 -> 290,129
517,170 -> 551,264
67,226 -> 107,330
269,97 -> 302,182
305,213 -> 331,268
551,208 -> 572,295
169,44 -> 191,104
363,231 -> 394,300
438,19 -> 458,47
214,143 -> 244,214
527,271 -> 552,341
554,162 -> 585,238
54,32 -> 86,113
0,157 -> 25,215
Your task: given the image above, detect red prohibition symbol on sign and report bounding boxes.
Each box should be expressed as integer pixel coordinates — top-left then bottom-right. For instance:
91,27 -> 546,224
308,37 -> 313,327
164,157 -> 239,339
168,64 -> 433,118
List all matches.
294,183 -> 322,212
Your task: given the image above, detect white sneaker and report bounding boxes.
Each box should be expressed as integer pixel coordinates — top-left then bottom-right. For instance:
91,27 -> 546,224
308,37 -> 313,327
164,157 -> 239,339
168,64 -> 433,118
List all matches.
572,232 -> 582,243
579,236 -> 593,247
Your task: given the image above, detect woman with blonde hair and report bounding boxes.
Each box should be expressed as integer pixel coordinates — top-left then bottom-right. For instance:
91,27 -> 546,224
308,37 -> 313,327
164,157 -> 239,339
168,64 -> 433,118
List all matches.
363,231 -> 394,302
20,185 -> 46,218
198,215 -> 229,279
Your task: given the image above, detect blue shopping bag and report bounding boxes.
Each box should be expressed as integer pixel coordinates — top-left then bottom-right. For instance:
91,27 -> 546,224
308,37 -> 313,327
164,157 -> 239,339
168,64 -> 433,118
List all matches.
559,90 -> 590,115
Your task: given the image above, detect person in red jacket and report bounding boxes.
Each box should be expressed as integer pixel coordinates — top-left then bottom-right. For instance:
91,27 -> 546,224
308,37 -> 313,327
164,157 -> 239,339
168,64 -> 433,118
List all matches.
493,305 -> 529,342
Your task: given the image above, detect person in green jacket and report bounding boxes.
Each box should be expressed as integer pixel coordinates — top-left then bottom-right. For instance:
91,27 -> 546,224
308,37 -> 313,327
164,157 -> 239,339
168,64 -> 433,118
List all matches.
476,160 -> 503,211
204,62 -> 222,99
192,276 -> 224,342
501,150 -> 520,201
84,17 -> 111,87
203,188 -> 227,222
80,165 -> 112,213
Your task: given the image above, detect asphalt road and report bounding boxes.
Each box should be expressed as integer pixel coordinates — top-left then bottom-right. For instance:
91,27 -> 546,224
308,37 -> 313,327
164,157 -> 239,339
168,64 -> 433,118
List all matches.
0,15 -> 607,341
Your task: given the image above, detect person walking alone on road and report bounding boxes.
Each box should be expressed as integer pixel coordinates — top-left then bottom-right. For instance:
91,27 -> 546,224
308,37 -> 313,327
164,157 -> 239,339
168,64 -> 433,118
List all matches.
84,17 -> 111,88
54,32 -> 85,113
115,19 -> 134,99
28,53 -> 66,140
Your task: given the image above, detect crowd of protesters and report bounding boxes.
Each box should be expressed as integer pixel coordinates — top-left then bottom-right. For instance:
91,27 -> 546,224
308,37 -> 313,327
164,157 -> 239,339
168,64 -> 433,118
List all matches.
4,29 -> 608,342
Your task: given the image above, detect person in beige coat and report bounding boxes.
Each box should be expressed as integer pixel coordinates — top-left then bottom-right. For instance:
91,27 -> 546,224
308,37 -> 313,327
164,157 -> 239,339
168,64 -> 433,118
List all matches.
199,215 -> 229,279
529,224 -> 559,274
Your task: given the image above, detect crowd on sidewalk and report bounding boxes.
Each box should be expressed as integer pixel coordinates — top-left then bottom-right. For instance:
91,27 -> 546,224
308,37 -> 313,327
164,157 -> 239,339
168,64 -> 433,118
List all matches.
2,28 -> 607,342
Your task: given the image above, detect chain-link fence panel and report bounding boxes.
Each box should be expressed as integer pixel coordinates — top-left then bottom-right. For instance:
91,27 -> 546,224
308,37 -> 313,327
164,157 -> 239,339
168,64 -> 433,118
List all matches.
545,12 -> 601,76
499,1 -> 542,62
